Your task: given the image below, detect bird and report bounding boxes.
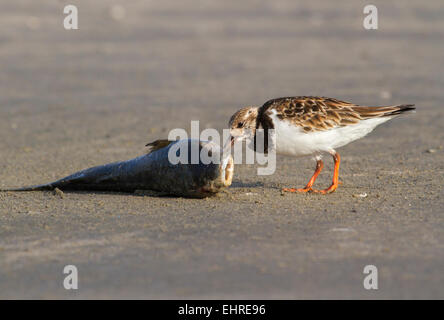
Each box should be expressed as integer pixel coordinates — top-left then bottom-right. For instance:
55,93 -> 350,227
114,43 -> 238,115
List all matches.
228,96 -> 415,194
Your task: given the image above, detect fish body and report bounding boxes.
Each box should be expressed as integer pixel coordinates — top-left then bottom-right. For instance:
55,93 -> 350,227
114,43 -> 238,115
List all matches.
1,139 -> 234,198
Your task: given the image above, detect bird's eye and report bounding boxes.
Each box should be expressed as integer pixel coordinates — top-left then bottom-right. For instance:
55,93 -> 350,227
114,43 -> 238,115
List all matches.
237,122 -> 244,128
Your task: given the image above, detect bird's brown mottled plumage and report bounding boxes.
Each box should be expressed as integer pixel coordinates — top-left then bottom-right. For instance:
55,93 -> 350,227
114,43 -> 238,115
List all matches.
259,96 -> 415,132
228,106 -> 258,132
228,96 -> 415,194
229,96 -> 415,156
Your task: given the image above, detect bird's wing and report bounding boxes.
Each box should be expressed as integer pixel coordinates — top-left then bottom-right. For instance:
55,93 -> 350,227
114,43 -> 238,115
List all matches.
262,96 -> 414,132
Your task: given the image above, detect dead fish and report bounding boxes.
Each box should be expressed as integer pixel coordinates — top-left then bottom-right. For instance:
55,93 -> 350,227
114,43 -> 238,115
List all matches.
0,139 -> 234,198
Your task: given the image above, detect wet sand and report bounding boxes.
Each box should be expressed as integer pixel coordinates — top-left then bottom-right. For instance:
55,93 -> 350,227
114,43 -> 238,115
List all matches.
0,1 -> 443,298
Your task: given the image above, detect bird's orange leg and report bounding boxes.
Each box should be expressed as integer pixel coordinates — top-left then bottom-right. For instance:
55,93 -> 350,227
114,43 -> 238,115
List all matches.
282,159 -> 324,193
311,152 -> 340,194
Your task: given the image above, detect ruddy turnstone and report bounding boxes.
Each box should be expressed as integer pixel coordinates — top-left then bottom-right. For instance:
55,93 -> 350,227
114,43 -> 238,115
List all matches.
228,96 -> 415,194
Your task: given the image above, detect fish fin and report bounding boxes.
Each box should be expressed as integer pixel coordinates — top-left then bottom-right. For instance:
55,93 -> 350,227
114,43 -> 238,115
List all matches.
145,139 -> 176,153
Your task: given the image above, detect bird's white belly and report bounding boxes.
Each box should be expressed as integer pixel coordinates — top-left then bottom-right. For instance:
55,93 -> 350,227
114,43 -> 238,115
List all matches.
270,115 -> 392,157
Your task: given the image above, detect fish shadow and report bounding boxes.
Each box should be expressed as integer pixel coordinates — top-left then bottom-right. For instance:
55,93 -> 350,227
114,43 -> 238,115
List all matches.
46,189 -> 187,199
230,180 -> 265,188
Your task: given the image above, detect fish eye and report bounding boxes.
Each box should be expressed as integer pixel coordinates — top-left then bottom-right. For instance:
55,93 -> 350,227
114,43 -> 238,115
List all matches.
237,122 -> 244,128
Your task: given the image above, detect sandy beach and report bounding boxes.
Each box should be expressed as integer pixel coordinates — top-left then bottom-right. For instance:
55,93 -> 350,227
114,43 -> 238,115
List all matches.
0,0 -> 443,298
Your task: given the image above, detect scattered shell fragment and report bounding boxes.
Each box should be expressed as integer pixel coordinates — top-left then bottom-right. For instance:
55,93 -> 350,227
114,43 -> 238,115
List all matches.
353,192 -> 368,198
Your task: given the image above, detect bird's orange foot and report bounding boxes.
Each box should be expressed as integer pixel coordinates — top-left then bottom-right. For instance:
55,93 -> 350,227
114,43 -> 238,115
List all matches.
310,185 -> 338,194
282,187 -> 312,193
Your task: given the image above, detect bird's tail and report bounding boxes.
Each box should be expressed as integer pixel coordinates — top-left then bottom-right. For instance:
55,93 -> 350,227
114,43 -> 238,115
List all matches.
383,104 -> 416,116
352,104 -> 415,119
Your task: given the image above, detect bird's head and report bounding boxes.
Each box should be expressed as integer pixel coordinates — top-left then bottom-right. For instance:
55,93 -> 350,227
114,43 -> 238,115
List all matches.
228,106 -> 259,146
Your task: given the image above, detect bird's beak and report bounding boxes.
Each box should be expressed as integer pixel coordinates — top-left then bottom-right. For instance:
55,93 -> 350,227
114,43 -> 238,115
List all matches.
223,134 -> 239,153
223,135 -> 233,151
225,130 -> 248,150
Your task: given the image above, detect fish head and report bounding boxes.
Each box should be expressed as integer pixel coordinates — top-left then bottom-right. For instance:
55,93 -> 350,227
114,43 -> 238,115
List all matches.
193,140 -> 234,194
